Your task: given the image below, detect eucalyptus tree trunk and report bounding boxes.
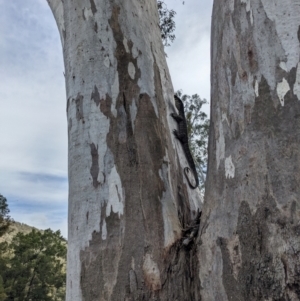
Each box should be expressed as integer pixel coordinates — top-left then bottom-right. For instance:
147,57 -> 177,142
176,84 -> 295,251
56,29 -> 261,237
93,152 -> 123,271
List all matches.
199,0 -> 300,300
47,0 -> 202,300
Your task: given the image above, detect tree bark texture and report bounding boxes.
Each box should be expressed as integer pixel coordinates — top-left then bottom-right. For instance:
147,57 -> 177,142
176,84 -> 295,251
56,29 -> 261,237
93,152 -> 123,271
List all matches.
199,0 -> 300,300
47,0 -> 202,300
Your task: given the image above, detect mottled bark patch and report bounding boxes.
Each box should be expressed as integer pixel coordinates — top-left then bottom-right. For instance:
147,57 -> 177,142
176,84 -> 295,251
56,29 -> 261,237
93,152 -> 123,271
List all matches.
217,75 -> 300,300
286,66 -> 297,91
238,199 -> 286,300
217,199 -> 267,300
89,143 -> 100,188
217,237 -> 242,301
107,89 -> 167,299
74,93 -> 84,123
253,76 -> 300,204
209,75 -> 300,300
142,254 -> 161,291
232,2 -> 258,71
218,194 -> 300,301
253,76 -> 287,133
90,0 -> 97,15
91,85 -> 100,106
203,1 -> 300,300
80,208 -> 121,300
94,22 -> 98,33
100,94 -> 113,119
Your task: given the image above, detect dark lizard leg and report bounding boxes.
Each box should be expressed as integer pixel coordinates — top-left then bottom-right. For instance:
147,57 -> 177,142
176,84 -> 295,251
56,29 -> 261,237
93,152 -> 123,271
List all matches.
172,129 -> 185,142
170,113 -> 183,122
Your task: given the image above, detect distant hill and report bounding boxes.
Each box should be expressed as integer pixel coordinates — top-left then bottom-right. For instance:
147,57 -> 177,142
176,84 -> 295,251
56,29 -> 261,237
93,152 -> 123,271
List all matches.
0,221 -> 42,244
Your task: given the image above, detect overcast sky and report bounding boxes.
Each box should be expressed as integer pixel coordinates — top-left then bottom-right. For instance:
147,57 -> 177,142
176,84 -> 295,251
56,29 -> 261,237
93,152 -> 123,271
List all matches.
0,0 -> 212,238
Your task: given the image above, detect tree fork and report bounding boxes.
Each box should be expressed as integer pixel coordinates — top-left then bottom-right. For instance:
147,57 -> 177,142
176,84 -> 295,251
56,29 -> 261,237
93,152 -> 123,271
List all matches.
199,1 -> 300,300
47,0 -> 202,300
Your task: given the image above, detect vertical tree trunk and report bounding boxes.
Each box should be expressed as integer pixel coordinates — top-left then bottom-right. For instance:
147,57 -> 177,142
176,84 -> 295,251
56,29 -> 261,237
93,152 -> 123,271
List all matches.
200,0 -> 300,300
47,0 -> 202,300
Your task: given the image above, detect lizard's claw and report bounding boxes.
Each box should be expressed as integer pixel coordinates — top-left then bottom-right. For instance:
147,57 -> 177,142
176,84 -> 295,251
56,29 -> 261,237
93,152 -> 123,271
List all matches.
172,129 -> 179,138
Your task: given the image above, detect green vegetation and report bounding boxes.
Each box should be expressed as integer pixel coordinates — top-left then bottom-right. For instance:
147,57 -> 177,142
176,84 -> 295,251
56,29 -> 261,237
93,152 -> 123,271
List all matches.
0,194 -> 11,301
0,196 -> 67,301
0,195 -> 11,237
157,1 -> 176,46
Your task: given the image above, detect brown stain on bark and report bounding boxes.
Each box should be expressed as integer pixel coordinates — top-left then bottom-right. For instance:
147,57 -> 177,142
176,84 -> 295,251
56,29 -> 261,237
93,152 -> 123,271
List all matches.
80,207 -> 121,300
89,0 -> 97,15
286,67 -> 297,91
100,94 -> 114,119
75,93 -> 84,123
89,143 -> 100,188
94,22 -> 98,33
91,85 -> 100,106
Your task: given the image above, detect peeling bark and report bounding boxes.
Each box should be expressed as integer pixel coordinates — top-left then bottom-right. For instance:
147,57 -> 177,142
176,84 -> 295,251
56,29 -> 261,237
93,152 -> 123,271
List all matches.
200,0 -> 300,300
47,0 -> 202,300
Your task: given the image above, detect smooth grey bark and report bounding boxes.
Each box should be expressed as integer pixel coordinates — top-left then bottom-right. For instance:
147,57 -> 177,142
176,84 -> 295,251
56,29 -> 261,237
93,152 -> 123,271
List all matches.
47,0 -> 202,300
199,0 -> 300,300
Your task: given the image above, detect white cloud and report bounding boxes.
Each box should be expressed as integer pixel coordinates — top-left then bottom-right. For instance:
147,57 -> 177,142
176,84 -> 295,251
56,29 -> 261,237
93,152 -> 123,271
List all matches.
165,0 -> 212,113
0,0 -> 68,235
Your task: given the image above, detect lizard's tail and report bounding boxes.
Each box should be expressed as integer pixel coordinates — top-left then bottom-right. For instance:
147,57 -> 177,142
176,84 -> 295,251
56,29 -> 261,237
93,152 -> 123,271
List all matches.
184,167 -> 199,189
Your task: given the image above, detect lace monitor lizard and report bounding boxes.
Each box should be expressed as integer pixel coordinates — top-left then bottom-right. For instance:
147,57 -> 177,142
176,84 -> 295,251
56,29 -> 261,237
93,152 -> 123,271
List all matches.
171,95 -> 199,189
